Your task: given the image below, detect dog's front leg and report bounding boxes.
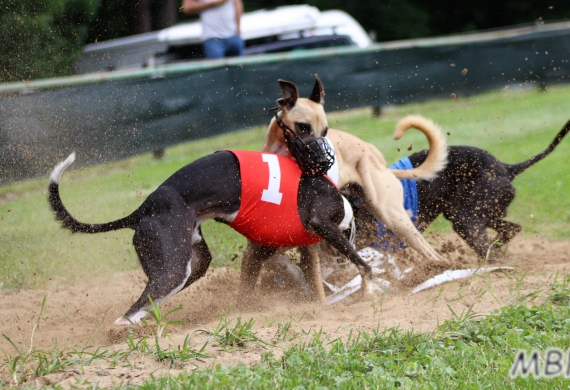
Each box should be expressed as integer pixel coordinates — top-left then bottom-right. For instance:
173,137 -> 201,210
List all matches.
309,217 -> 379,299
358,162 -> 445,262
298,245 -> 327,304
238,240 -> 278,303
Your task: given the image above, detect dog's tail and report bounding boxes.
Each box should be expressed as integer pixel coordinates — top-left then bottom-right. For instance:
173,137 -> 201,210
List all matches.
389,115 -> 448,180
505,119 -> 570,180
48,152 -> 141,233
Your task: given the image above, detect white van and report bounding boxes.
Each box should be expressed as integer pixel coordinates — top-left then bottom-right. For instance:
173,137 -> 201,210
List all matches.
74,5 -> 372,74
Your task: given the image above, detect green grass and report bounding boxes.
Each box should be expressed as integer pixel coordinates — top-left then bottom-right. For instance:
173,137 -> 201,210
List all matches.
135,296 -> 570,389
0,296 -> 208,386
197,312 -> 267,350
1,84 -> 570,290
134,275 -> 570,389
3,275 -> 570,388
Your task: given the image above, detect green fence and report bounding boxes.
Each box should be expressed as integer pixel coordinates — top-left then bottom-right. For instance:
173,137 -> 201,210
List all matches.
1,21 -> 570,183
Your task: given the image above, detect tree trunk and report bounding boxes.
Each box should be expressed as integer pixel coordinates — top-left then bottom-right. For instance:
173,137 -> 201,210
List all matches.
154,0 -> 178,30
126,0 -> 153,34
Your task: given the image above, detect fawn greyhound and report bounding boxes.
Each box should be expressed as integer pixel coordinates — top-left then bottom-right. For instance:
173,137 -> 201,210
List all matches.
239,76 -> 449,303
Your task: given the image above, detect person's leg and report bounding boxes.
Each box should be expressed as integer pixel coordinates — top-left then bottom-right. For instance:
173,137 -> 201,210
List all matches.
202,38 -> 225,59
225,35 -> 245,57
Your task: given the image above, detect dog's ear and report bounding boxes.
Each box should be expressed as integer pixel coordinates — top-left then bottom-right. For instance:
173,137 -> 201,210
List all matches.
277,79 -> 298,110
308,74 -> 325,105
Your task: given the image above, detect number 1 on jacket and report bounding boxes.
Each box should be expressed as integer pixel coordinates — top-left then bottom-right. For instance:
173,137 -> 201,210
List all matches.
261,154 -> 283,205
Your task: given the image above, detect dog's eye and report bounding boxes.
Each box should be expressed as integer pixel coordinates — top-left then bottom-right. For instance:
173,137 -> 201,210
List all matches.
296,123 -> 312,135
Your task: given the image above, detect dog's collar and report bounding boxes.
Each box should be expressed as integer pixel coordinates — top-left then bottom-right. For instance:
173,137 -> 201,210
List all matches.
269,107 -> 295,138
269,108 -> 335,177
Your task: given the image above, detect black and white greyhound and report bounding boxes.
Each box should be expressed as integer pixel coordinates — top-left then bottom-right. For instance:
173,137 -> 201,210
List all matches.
48,78 -> 382,325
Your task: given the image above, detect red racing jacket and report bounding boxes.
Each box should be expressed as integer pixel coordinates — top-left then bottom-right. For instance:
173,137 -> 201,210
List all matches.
227,150 -> 330,247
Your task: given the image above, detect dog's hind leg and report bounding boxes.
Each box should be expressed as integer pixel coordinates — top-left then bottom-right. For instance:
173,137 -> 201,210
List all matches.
298,245 -> 327,304
182,226 -> 213,289
449,176 -> 516,263
447,215 -> 497,263
238,240 -> 279,303
487,178 -> 519,247
490,219 -> 521,245
115,208 -> 197,325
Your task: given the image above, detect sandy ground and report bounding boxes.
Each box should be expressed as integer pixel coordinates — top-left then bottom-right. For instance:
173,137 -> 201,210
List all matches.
1,234 -> 569,388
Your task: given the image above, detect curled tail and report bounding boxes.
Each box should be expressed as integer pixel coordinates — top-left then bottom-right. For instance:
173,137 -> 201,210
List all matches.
390,115 -> 448,180
48,152 -> 141,233
506,119 -> 570,180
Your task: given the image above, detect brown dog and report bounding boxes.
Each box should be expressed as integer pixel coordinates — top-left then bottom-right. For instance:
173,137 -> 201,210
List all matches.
239,76 -> 448,303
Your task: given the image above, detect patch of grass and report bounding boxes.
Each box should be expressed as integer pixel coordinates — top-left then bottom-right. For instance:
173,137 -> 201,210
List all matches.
549,272 -> 570,307
198,312 -> 267,350
1,85 -> 570,290
4,278 -> 570,387
120,296 -> 210,369
0,297 -> 209,385
1,338 -> 113,387
134,276 -> 570,389
123,330 -> 209,370
273,320 -> 299,344
0,297 -> 109,386
139,296 -> 185,339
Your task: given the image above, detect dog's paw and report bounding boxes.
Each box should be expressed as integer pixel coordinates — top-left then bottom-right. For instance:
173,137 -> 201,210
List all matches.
361,290 -> 385,303
361,277 -> 386,300
485,246 -> 505,264
113,309 -> 149,326
113,317 -> 132,326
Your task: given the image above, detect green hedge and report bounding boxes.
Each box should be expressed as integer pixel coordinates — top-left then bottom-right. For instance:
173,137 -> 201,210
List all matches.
0,0 -> 99,82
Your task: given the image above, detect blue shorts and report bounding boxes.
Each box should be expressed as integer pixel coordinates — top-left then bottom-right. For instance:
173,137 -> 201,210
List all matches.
202,35 -> 245,59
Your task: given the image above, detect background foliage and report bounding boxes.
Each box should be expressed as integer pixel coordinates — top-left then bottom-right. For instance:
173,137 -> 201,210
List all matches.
0,0 -> 101,82
2,0 -> 570,81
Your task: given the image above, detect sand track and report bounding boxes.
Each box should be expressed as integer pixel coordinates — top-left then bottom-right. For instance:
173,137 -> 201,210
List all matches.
1,234 -> 568,387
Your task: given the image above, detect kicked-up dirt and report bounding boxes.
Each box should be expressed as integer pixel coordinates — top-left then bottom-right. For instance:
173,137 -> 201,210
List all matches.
0,234 -> 568,388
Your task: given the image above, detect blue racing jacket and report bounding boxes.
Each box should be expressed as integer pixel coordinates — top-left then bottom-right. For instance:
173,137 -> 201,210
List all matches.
374,157 -> 420,251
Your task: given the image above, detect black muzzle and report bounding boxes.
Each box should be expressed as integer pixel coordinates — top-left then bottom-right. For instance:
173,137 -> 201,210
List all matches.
272,110 -> 335,177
